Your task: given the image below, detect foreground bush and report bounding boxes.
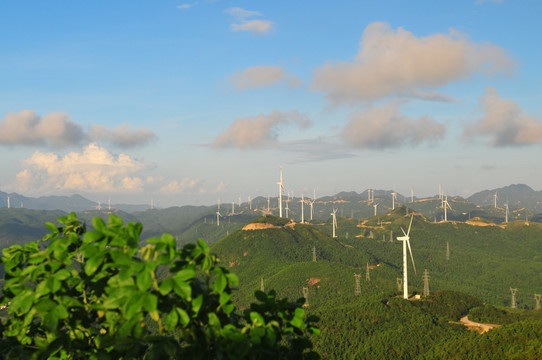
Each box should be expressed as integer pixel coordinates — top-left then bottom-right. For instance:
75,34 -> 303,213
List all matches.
0,213 -> 319,359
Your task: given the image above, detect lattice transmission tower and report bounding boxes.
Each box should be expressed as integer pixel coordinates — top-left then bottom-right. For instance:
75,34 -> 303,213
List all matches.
354,274 -> 361,296
423,269 -> 430,297
510,288 -> 518,309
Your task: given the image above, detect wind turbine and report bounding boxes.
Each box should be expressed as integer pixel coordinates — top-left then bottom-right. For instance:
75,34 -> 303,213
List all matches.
331,208 -> 338,238
373,203 -> 379,216
494,191 -> 498,208
309,189 -> 316,221
391,192 -> 397,210
442,196 -> 452,221
277,166 -> 285,217
7,196 -> 10,209
505,202 -> 509,223
231,202 -> 235,215
396,215 -> 417,299
216,199 -> 221,226
267,195 -> 270,212
300,193 -> 305,223
411,189 -> 414,203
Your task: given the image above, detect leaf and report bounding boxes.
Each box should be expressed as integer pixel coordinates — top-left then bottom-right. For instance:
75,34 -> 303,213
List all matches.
143,293 -> 158,313
173,279 -> 191,299
192,294 -> 203,316
92,216 -> 106,231
159,278 -> 173,295
176,307 -> 190,327
136,267 -> 152,292
164,309 -> 178,330
84,253 -> 104,275
225,273 -> 239,287
173,267 -> 195,283
212,272 -> 227,293
83,230 -> 104,244
250,312 -> 265,326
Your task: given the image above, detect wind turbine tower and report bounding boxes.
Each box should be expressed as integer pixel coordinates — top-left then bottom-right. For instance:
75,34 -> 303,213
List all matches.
494,191 -> 498,208
510,288 -> 518,309
411,189 -> 414,203
442,196 -> 452,221
248,196 -> 252,209
231,202 -> 235,215
373,203 -> 379,216
267,195 -> 270,212
396,215 -> 417,299
216,200 -> 221,227
7,196 -> 10,209
331,208 -> 338,238
277,166 -> 285,217
505,203 -> 509,223
300,194 -> 305,223
392,192 -> 397,210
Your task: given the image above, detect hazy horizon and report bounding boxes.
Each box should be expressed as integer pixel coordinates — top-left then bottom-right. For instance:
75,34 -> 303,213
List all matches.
1,1 -> 541,207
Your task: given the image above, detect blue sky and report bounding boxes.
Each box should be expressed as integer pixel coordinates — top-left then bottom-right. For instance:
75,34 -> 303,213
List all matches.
1,0 -> 541,207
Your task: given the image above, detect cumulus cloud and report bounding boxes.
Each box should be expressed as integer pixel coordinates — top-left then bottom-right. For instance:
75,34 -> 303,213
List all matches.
213,110 -> 310,149
341,101 -> 446,149
160,178 -> 202,194
13,143 -> 151,194
0,110 -> 86,147
89,123 -> 157,147
226,7 -> 274,34
464,87 -> 542,146
0,110 -> 157,148
229,65 -> 301,90
312,22 -> 514,104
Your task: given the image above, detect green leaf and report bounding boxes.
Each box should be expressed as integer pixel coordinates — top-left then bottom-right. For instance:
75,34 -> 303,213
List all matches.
173,278 -> 191,299
45,222 -> 59,232
164,309 -> 178,330
250,312 -> 265,326
172,267 -> 195,283
84,253 -> 104,275
136,267 -> 152,292
159,278 -> 173,295
143,293 -> 158,313
225,273 -> 239,287
83,230 -> 104,244
177,307 -> 190,327
10,289 -> 34,314
192,294 -> 203,316
212,272 -> 227,293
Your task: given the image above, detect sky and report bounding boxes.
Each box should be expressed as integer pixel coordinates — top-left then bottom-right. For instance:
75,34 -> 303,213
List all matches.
1,0 -> 541,207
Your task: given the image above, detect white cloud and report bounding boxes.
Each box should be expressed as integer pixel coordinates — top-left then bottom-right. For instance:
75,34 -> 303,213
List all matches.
13,143 -> 151,194
226,7 -> 262,20
226,7 -> 274,35
213,110 -> 310,149
160,178 -> 202,194
0,110 -> 157,148
229,65 -> 301,90
198,181 -> 229,194
341,101 -> 446,149
231,20 -> 274,34
177,4 -> 193,10
311,22 -> 514,104
89,123 -> 157,147
0,110 -> 86,147
464,87 -> 542,146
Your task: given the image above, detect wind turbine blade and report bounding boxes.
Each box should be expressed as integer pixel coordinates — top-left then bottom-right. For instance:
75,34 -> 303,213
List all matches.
407,239 -> 417,275
400,226 -> 407,237
406,215 -> 414,237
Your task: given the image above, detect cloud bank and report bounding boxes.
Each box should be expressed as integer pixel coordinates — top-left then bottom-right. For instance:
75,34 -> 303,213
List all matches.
312,22 -> 514,104
14,143 -> 152,194
229,65 -> 300,90
464,87 -> 542,146
341,101 -> 446,149
213,110 -> 310,149
0,110 -> 157,148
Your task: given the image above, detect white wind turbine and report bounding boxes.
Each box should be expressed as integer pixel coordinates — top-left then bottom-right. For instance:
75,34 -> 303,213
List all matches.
331,208 -> 338,238
505,202 -> 509,223
391,192 -> 397,210
373,203 -> 379,216
216,199 -> 221,226
309,189 -> 316,221
411,189 -> 414,203
442,195 -> 452,221
277,166 -> 285,217
300,193 -> 305,223
494,191 -> 498,208
396,215 -> 417,299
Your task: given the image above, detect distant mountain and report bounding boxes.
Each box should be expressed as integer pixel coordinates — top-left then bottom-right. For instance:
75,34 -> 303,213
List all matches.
468,184 -> 542,212
0,191 -> 97,212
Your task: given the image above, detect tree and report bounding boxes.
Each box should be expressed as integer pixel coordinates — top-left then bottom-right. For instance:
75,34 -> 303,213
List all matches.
0,213 -> 319,359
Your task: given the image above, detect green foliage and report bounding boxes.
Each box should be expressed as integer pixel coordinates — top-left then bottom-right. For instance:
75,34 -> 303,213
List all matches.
250,216 -> 292,227
0,213 -> 319,359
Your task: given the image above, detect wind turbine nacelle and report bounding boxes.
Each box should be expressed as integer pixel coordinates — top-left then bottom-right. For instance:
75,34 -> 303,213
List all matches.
396,236 -> 408,241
